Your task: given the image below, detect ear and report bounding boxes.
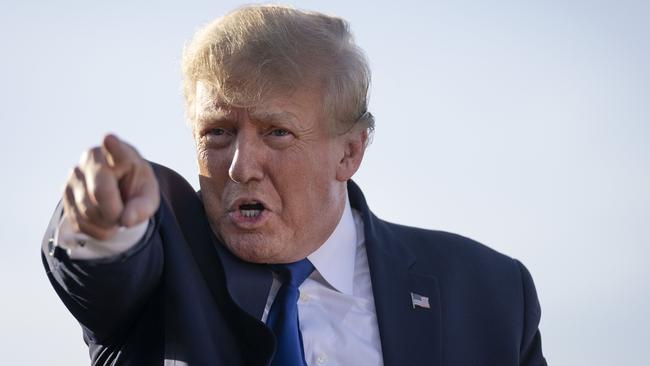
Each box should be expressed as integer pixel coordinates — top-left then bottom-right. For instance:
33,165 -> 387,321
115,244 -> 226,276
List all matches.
336,129 -> 368,181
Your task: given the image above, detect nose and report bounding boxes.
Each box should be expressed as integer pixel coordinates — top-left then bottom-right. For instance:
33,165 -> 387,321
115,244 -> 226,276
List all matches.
228,129 -> 265,184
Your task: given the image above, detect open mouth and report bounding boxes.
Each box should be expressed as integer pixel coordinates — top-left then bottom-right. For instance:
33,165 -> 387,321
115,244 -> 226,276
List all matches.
238,201 -> 266,218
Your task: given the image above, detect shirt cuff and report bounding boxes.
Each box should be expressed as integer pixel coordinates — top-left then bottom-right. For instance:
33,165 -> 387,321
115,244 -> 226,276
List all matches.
47,203 -> 149,260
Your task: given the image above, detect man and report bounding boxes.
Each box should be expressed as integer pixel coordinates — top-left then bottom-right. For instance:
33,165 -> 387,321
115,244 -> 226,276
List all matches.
42,5 -> 547,366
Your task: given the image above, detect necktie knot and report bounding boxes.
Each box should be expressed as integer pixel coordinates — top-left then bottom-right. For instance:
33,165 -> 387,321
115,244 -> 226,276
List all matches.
273,259 -> 315,288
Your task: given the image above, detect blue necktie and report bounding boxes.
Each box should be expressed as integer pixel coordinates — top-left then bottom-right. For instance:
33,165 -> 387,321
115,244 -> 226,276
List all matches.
267,259 -> 315,366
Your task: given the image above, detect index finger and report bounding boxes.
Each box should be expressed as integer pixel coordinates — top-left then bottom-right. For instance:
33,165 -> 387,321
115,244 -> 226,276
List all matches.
102,134 -> 140,176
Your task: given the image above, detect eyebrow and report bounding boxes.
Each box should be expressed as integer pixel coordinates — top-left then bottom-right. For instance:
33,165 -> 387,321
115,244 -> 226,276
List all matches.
195,108 -> 235,125
248,110 -> 299,126
194,107 -> 301,129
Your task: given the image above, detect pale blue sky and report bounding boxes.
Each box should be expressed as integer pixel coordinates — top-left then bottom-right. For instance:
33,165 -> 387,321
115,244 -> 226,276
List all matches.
1,0 -> 649,364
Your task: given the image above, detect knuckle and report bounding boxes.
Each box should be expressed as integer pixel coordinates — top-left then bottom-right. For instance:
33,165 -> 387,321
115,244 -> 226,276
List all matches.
81,146 -> 107,169
77,202 -> 89,216
94,166 -> 115,182
90,182 -> 109,198
80,147 -> 98,165
64,184 -> 78,203
94,190 -> 122,218
73,166 -> 84,178
66,167 -> 79,181
79,149 -> 90,163
63,188 -> 75,209
80,199 -> 99,219
67,167 -> 86,186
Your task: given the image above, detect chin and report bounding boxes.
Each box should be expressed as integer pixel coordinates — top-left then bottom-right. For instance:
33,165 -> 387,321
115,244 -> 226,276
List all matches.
220,232 -> 284,264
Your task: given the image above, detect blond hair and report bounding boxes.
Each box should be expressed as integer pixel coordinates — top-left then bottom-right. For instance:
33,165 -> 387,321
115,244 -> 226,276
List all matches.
181,5 -> 374,134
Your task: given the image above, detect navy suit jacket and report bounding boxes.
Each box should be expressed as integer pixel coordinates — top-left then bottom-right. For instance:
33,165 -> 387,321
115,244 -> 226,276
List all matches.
43,163 -> 547,365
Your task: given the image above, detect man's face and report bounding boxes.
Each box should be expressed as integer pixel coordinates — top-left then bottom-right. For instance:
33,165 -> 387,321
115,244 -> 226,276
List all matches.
193,83 -> 349,264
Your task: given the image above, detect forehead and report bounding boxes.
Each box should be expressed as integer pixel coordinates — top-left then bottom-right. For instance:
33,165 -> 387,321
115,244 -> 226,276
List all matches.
194,81 -> 325,126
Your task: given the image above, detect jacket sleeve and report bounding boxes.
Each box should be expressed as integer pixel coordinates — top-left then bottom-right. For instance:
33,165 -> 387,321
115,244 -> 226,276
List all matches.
516,260 -> 548,366
41,203 -> 164,344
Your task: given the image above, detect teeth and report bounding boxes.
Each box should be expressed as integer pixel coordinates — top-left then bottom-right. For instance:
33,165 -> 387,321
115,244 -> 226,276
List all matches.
241,209 -> 261,218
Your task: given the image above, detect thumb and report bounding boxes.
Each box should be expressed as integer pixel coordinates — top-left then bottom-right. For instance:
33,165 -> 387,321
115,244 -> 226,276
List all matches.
119,164 -> 160,227
120,194 -> 159,227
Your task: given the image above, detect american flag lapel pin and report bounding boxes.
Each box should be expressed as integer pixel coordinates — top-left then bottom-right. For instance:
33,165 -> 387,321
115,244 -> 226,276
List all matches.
410,292 -> 430,309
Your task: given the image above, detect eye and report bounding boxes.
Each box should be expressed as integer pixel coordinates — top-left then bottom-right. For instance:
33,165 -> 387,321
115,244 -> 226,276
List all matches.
264,127 -> 294,149
269,128 -> 291,137
200,127 -> 234,149
207,128 -> 227,136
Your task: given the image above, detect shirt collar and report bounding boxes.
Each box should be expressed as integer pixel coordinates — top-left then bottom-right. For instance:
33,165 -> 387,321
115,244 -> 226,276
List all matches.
307,194 -> 357,295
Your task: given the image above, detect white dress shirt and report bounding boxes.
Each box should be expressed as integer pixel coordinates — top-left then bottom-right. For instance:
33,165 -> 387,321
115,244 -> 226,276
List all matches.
263,197 -> 384,366
47,195 -> 384,365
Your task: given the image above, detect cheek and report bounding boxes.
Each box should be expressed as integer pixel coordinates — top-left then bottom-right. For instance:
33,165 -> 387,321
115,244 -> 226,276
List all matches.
197,152 -> 232,213
278,158 -> 337,214
197,149 -> 232,178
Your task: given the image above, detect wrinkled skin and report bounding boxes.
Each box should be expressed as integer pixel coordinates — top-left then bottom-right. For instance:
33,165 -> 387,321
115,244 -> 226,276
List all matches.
193,83 -> 367,264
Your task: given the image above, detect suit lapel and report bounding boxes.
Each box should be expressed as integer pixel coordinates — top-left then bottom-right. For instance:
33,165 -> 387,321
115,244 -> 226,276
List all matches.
212,238 -> 273,320
156,165 -> 274,320
349,181 -> 442,366
155,164 -> 275,365
212,236 -> 277,366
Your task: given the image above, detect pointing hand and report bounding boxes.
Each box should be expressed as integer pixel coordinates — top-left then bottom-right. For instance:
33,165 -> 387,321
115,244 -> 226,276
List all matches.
62,134 -> 160,240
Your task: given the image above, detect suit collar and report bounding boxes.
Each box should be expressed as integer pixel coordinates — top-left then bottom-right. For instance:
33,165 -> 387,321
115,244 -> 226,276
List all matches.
348,180 -> 442,366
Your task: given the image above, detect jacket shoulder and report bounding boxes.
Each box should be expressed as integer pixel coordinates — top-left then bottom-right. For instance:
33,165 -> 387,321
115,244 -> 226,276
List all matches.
386,221 -> 516,267
376,219 -> 525,288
